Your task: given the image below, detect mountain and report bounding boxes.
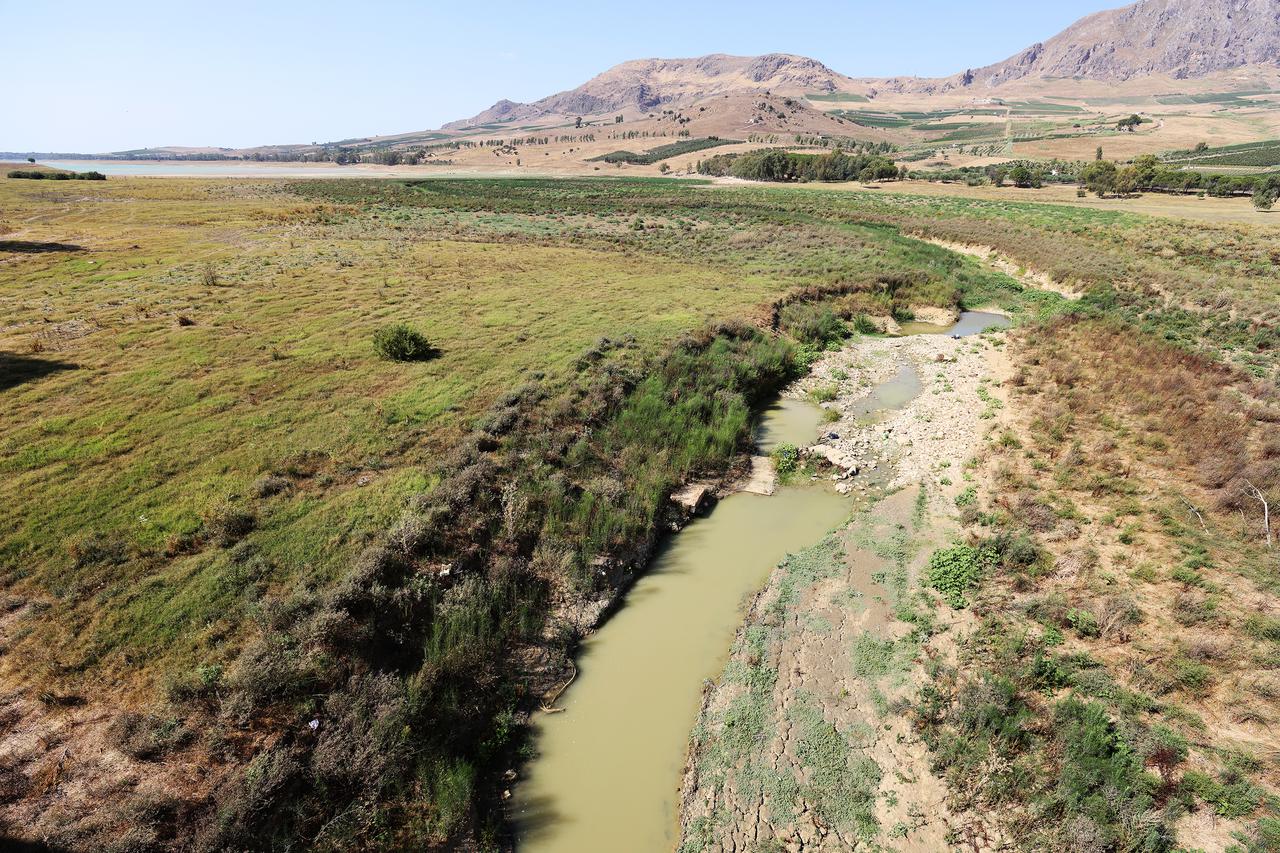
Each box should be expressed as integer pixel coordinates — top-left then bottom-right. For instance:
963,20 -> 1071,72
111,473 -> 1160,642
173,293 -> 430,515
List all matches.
445,53 -> 858,129
914,0 -> 1280,92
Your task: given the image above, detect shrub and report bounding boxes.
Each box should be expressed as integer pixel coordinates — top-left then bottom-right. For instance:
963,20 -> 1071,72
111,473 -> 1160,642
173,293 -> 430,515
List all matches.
252,474 -> 290,498
108,712 -> 193,761
1066,607 -> 1100,638
926,543 -> 993,608
65,532 -> 128,568
852,313 -> 878,335
779,302 -> 847,348
6,169 -> 105,180
771,442 -> 800,476
372,323 -> 437,361
204,502 -> 256,547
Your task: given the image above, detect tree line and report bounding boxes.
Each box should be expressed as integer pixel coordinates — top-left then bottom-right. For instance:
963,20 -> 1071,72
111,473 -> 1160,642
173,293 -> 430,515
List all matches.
696,148 -> 900,183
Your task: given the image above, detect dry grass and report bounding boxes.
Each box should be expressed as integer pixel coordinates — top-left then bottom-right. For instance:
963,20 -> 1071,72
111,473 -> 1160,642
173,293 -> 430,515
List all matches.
928,316 -> 1280,845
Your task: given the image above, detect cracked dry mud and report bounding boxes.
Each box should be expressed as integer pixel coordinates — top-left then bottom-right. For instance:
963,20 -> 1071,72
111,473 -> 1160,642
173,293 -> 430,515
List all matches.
678,330 -> 1008,852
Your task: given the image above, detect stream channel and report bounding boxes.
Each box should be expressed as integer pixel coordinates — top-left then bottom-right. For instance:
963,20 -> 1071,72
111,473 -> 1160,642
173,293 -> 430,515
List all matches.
512,311 -> 1008,851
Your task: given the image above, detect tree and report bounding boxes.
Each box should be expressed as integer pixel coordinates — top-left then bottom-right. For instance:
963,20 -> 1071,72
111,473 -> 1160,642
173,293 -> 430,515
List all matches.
1254,176 -> 1280,211
1129,154 -> 1160,190
1116,114 -> 1143,132
26,157 -> 34,164
1081,160 -> 1118,197
1095,145 -> 1103,161
1114,166 -> 1138,196
575,116 -> 583,129
1008,164 -> 1034,188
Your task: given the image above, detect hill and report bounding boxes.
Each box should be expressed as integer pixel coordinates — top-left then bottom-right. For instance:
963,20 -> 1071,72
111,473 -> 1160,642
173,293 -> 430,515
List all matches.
445,53 -> 862,128
891,0 -> 1280,93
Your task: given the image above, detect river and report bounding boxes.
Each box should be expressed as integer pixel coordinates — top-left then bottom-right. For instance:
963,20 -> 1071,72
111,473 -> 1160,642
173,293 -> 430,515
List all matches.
510,318 -> 1007,851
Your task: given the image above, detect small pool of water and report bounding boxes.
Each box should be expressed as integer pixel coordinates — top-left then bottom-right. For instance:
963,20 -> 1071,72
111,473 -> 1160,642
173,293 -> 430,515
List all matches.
753,397 -> 825,454
844,361 -> 922,424
897,309 -> 1010,337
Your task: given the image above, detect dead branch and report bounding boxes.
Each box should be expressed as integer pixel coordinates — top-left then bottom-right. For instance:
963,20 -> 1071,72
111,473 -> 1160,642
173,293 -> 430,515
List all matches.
1179,495 -> 1207,532
1243,478 -> 1273,549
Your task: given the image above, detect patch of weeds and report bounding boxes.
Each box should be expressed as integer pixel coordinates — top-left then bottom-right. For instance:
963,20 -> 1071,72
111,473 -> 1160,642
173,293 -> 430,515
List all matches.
771,442 -> 800,478
1244,613 -> 1280,642
925,543 -> 995,608
810,385 -> 838,404
1183,767 -> 1265,818
770,536 -> 845,619
788,697 -> 882,841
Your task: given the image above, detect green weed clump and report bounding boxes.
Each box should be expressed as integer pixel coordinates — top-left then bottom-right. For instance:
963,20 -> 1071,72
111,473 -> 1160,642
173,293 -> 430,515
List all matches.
778,302 -> 847,349
925,543 -> 993,608
372,323 -> 437,361
771,442 -> 800,477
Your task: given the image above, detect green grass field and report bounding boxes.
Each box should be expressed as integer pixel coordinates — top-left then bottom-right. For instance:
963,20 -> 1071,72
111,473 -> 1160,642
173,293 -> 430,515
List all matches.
6,173 -> 1280,849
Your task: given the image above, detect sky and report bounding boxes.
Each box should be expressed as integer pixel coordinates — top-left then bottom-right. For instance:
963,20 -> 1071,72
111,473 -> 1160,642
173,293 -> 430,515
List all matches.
2,0 -> 1120,153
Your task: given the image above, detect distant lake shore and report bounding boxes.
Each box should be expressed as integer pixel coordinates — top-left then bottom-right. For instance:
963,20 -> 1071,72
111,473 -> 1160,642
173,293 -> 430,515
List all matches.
36,160 -> 459,177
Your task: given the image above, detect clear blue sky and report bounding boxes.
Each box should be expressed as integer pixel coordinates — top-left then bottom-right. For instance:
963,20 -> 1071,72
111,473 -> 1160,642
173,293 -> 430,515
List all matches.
3,0 -> 1118,153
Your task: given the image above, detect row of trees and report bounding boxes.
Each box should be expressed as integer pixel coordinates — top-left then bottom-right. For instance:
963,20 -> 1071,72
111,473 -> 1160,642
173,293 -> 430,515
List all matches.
1079,154 -> 1272,199
696,148 -> 900,183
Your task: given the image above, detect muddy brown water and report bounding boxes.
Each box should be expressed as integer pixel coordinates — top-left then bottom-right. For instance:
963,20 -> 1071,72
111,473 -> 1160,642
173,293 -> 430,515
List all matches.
897,309 -> 1010,337
512,311 -> 1003,851
512,399 -> 850,852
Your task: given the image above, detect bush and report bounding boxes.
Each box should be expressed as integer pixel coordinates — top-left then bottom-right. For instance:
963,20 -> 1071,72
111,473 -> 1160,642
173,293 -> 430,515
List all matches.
772,442 -> 800,476
372,323 -> 437,361
107,712 -> 193,761
204,502 -> 257,547
779,302 -> 847,348
252,474 -> 290,497
926,543 -> 993,608
6,169 -> 105,180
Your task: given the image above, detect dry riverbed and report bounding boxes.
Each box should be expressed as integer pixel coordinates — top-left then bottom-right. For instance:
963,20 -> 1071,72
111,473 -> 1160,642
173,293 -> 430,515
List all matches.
678,329 -> 1011,851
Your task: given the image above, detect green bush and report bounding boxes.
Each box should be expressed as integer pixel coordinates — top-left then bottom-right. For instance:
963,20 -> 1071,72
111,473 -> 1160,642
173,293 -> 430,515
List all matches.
372,323 -> 437,361
1066,608 -> 1100,638
1184,768 -> 1264,818
926,543 -> 993,608
771,442 -> 800,476
852,313 -> 878,335
779,302 -> 847,348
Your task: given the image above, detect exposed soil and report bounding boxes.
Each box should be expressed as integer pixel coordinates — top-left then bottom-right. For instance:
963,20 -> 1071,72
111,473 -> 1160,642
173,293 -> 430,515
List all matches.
678,330 -> 1010,850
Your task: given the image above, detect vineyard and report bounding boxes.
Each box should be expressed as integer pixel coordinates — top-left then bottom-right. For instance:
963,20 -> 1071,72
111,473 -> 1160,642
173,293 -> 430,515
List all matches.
1164,139 -> 1280,169
589,136 -> 739,164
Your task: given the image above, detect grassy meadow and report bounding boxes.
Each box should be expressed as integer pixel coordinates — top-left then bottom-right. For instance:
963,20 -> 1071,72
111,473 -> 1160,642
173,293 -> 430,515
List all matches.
5,173 -> 1280,849
0,178 -> 793,683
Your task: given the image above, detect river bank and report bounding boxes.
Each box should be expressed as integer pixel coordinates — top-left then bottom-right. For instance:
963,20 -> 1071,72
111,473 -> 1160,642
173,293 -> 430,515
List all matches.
678,324 -> 1012,851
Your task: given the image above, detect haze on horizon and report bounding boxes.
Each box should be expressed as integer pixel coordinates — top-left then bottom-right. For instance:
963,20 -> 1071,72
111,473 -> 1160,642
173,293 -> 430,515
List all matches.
4,0 -> 1120,153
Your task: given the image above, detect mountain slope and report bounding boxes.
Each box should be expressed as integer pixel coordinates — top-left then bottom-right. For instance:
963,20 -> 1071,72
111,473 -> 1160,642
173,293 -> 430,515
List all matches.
445,53 -> 859,128
934,0 -> 1280,91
